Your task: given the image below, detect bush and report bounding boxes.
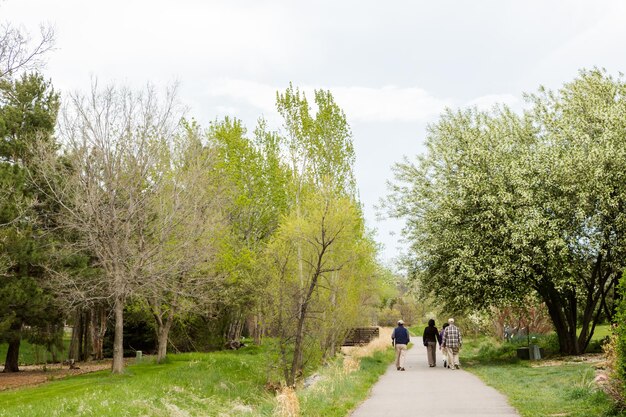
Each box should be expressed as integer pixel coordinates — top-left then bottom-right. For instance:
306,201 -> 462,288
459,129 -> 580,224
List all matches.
602,332 -> 625,407
611,271 -> 626,407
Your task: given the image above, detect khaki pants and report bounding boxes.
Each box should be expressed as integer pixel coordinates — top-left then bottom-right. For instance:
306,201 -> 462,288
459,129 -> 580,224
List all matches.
427,342 -> 437,366
446,346 -> 460,367
395,344 -> 407,369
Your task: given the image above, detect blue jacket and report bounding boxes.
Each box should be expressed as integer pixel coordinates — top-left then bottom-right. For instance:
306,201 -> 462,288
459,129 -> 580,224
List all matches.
392,326 -> 410,345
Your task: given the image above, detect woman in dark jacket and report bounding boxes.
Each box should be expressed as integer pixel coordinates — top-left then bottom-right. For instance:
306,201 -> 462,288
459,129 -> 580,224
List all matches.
422,319 -> 441,367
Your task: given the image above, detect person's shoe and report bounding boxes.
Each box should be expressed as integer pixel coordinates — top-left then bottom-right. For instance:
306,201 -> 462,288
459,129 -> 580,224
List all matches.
397,367 -> 401,370
455,364 -> 460,369
400,367 -> 405,371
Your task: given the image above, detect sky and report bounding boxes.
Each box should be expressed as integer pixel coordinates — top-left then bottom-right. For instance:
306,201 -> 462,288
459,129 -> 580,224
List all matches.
3,0 -> 626,266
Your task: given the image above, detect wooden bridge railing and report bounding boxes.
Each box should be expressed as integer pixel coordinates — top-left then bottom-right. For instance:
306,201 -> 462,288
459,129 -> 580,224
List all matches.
342,327 -> 380,346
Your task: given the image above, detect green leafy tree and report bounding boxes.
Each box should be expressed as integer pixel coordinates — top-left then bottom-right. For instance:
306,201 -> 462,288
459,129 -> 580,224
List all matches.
206,117 -> 290,346
140,121 -> 227,363
265,85 -> 380,386
266,186 -> 372,386
0,72 -> 61,372
386,69 -> 626,354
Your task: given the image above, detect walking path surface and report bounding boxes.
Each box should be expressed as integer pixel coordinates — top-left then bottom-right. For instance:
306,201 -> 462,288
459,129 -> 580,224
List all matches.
350,344 -> 520,417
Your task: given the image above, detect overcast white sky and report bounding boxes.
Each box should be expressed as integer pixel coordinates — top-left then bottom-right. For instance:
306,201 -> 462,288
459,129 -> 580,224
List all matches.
4,0 -> 626,265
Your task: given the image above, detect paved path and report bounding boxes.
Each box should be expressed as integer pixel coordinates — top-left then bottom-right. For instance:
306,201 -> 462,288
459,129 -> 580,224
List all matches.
350,344 -> 519,417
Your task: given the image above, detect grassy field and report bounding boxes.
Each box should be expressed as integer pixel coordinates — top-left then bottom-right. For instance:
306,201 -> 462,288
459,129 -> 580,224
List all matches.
0,336 -> 71,366
0,341 -> 394,417
0,342 -> 64,366
461,331 -> 624,417
0,348 -> 277,416
593,324 -> 613,342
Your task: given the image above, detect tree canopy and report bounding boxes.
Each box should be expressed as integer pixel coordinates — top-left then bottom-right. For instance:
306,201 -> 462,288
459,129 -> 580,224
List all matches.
386,69 -> 626,354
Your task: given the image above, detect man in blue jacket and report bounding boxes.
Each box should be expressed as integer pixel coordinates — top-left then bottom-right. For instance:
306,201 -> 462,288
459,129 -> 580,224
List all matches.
392,319 -> 410,371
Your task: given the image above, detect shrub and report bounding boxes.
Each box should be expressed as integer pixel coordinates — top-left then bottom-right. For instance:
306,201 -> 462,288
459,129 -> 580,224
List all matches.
602,332 -> 624,407
612,271 -> 626,407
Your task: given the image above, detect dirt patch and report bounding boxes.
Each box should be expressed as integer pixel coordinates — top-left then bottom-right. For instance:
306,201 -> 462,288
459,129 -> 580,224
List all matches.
0,361 -> 112,391
530,353 -> 605,368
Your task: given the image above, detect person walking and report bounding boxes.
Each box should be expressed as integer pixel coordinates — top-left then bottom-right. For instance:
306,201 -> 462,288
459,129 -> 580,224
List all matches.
439,322 -> 449,368
391,319 -> 410,371
422,319 -> 441,367
442,318 -> 462,369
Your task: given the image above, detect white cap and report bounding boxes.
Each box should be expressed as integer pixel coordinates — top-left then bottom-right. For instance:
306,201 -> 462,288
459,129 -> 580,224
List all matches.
398,319 -> 404,325
448,318 -> 455,324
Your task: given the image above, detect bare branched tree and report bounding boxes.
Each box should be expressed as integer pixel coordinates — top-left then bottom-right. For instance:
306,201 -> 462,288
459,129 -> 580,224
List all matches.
0,22 -> 55,79
34,81 -> 187,373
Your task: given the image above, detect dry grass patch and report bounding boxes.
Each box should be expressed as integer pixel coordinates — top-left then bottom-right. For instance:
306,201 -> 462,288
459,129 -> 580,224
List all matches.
343,356 -> 360,374
275,386 -> 300,417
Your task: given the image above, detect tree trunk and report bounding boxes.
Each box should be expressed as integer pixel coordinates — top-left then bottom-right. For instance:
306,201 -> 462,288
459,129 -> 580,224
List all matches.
288,317 -> 304,387
92,306 -> 107,360
289,270 -> 322,387
539,283 -> 580,355
155,314 -> 174,364
68,310 -> 81,362
226,318 -> 243,344
248,314 -> 263,345
111,296 -> 125,374
3,333 -> 21,373
83,309 -> 94,361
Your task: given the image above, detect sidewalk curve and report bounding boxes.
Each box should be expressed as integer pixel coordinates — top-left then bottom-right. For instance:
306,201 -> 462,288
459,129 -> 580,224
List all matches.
350,344 -> 519,417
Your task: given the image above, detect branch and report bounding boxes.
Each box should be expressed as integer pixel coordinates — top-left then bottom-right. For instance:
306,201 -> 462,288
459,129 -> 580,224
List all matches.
0,23 -> 55,78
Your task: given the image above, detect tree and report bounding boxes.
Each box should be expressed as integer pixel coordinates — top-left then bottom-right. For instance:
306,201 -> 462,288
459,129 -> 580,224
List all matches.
35,82 -> 186,373
266,186 -> 371,386
524,69 -> 626,352
264,85 -> 378,386
140,121 -> 226,363
386,69 -> 626,354
206,117 -> 289,346
0,73 -> 61,372
0,22 -> 55,79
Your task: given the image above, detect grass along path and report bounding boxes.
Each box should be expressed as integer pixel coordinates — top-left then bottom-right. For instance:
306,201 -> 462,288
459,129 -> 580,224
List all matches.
297,327 -> 395,417
0,330 -> 395,417
461,335 -> 624,417
468,362 -> 616,417
0,349 -> 279,416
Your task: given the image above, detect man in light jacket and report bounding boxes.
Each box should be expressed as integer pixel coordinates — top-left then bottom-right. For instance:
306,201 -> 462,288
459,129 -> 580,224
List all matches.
442,318 -> 462,369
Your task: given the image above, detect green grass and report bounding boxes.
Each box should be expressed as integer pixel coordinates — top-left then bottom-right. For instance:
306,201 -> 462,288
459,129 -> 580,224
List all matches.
469,362 -> 619,417
0,342 -> 396,417
0,347 -> 280,417
461,335 -> 624,417
298,349 -> 395,417
592,324 -> 612,341
0,337 -> 71,366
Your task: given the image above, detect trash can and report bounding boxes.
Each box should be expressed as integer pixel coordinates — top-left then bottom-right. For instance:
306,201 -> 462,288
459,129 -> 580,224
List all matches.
516,347 -> 530,360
